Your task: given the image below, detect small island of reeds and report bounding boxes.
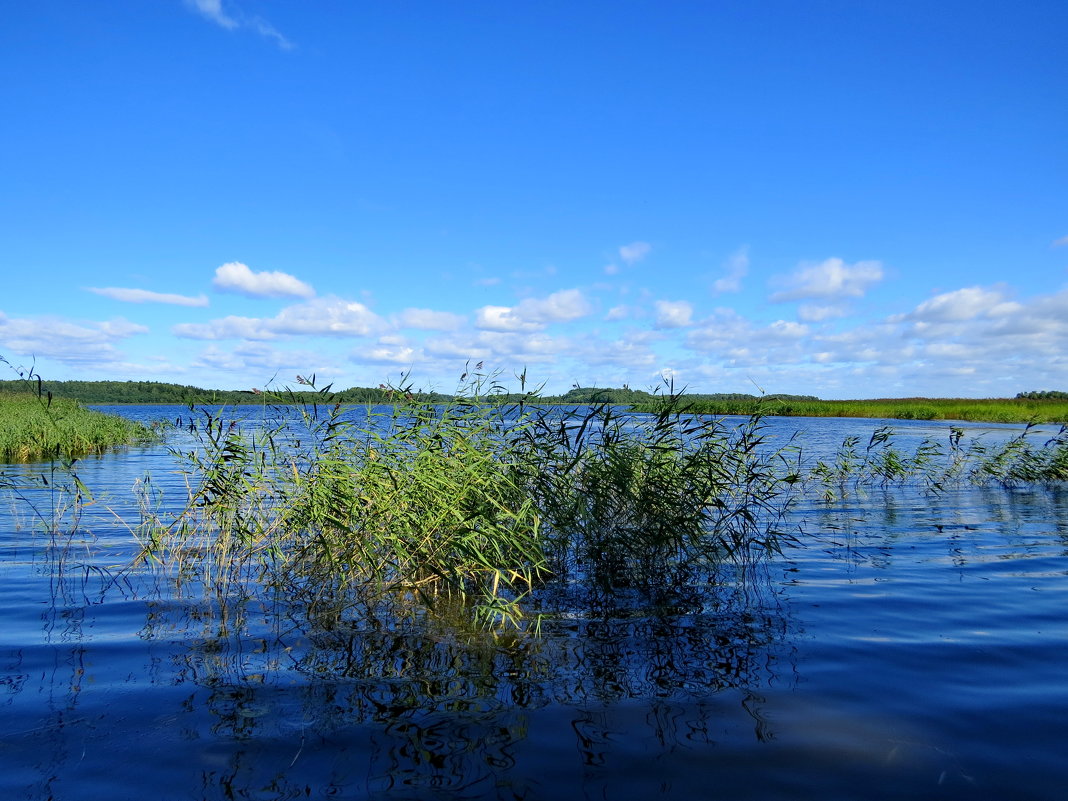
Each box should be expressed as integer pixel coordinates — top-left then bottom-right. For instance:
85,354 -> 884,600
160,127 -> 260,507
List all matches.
0,390 -> 156,462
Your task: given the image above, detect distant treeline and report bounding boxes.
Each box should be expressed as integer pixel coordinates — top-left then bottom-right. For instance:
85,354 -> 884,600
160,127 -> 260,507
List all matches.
0,379 -> 448,406
1017,390 -> 1068,400
0,380 -> 683,407
3,379 -> 1065,423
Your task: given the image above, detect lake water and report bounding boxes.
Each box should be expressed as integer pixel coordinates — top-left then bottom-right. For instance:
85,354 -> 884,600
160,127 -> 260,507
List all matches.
1,406 -> 1066,800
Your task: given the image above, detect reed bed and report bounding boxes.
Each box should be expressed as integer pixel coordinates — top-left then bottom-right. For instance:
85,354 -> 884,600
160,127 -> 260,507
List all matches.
134,368 -> 1068,632
140,371 -> 802,628
0,390 -> 155,462
633,396 -> 1068,424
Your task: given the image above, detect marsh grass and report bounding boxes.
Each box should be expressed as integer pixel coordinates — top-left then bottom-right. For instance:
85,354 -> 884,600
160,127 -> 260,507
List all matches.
636,396 -> 1068,424
0,358 -> 156,463
807,422 -> 1068,500
138,369 -> 806,628
133,369 -> 1068,631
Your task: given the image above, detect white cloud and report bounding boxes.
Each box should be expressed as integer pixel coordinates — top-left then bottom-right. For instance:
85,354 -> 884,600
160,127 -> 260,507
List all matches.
358,342 -> 422,365
770,258 -> 884,302
475,289 -> 592,332
422,330 -> 571,366
0,311 -> 147,366
654,300 -> 693,329
173,296 -> 385,340
212,262 -> 315,299
907,286 -> 1009,322
87,287 -> 209,307
186,0 -> 238,28
1052,235 -> 1068,248
185,0 -> 293,49
619,241 -> 651,265
685,309 -> 811,367
604,264 -> 619,276
475,305 -> 541,333
713,246 -> 749,294
193,342 -> 325,373
798,303 -> 848,322
604,305 -> 635,321
395,308 -> 466,331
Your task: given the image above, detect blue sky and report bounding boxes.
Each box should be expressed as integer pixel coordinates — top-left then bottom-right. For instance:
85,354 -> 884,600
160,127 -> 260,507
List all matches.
1,0 -> 1065,398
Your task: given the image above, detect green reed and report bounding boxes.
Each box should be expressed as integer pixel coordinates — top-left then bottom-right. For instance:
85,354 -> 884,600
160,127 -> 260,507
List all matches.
635,396 -> 1068,424
0,390 -> 155,462
141,370 -> 804,627
807,422 -> 1068,500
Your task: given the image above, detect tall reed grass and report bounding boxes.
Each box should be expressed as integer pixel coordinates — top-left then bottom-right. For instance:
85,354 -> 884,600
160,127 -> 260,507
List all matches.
634,396 -> 1068,424
0,390 -> 155,462
140,369 -> 803,628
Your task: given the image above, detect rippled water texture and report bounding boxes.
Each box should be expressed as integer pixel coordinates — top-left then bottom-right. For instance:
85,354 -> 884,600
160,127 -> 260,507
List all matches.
1,408 -> 1066,800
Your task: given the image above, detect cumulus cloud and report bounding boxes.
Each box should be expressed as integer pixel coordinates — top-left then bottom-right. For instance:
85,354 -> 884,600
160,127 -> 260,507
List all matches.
185,0 -> 293,49
0,311 -> 147,366
713,246 -> 749,294
798,303 -> 848,322
357,338 -> 422,365
906,286 -> 1013,323
212,262 -> 315,299
423,330 -> 570,365
475,289 -> 592,332
192,342 -> 328,375
619,241 -> 651,265
173,296 -> 385,340
395,308 -> 466,331
654,300 -> 693,329
685,309 -> 811,367
87,287 -> 209,307
770,258 -> 884,302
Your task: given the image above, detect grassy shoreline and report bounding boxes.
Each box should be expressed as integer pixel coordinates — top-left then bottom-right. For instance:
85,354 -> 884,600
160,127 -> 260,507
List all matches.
0,391 -> 157,462
631,397 -> 1068,424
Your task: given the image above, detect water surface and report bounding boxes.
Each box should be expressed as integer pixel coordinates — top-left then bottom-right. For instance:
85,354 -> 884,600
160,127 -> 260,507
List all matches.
1,408 -> 1065,799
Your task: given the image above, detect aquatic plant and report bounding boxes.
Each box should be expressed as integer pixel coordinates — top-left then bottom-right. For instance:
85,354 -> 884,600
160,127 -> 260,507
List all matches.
141,369 -> 804,628
0,359 -> 156,463
634,395 -> 1068,424
807,422 -> 1068,500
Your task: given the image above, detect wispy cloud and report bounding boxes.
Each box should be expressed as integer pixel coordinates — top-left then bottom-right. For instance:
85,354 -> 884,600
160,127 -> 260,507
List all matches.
87,287 -> 209,307
0,311 -> 147,366
905,285 -> 1016,323
213,262 -> 315,299
395,308 -> 466,331
185,0 -> 293,50
1052,235 -> 1068,248
654,300 -> 693,329
173,296 -> 384,340
713,246 -> 749,294
619,241 -> 651,265
770,258 -> 884,302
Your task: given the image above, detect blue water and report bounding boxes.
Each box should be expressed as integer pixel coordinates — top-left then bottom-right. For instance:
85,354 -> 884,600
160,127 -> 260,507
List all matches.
1,407 -> 1065,800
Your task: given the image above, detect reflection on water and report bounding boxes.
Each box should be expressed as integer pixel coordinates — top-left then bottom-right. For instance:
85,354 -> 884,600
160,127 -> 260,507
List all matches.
2,412 -> 1068,799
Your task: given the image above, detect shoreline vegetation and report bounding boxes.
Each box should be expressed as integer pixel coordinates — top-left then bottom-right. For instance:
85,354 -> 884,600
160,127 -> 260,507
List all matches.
0,390 -> 156,462
3,364 -> 1067,632
1,378 -> 1066,424
134,370 -> 1067,630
